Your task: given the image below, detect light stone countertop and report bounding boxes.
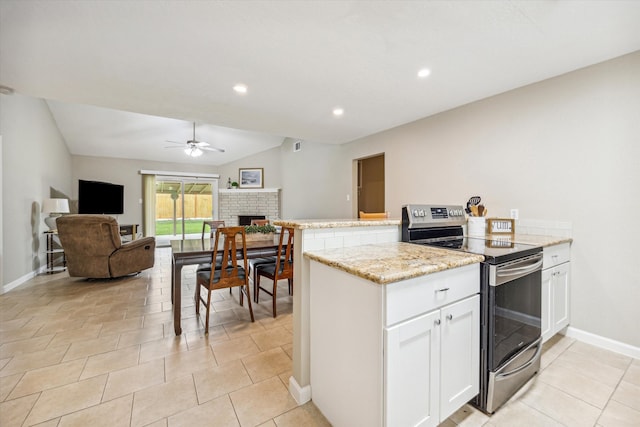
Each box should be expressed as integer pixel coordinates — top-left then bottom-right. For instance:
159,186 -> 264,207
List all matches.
485,233 -> 573,247
273,218 -> 400,230
304,242 -> 484,285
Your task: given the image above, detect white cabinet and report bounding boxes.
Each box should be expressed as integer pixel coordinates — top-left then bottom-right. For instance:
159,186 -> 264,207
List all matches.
385,295 -> 480,427
309,261 -> 479,427
541,243 -> 571,342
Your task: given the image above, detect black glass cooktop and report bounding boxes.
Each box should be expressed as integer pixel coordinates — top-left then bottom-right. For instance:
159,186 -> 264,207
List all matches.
419,236 -> 542,264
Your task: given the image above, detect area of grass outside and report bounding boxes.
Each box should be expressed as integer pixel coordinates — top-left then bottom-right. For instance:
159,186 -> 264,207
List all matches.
155,219 -> 205,235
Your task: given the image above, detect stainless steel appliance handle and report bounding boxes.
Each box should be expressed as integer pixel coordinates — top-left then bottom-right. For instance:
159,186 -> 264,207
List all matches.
490,253 -> 543,286
495,340 -> 542,380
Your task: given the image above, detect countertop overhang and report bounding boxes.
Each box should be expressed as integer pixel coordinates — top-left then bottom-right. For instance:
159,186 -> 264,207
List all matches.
304,242 -> 483,285
274,218 -> 400,230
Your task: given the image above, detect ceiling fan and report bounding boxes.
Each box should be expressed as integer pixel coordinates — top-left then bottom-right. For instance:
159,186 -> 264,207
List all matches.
165,122 -> 225,157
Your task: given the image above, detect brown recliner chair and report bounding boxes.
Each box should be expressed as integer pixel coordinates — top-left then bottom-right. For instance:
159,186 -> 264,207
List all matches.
56,214 -> 155,278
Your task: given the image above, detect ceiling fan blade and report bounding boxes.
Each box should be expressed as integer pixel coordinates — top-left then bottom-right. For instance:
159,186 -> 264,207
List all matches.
193,141 -> 210,147
165,140 -> 184,145
200,146 -> 226,153
164,145 -> 186,149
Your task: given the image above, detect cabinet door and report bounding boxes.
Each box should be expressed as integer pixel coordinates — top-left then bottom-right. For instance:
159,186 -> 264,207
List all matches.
440,295 -> 480,420
552,262 -> 571,333
541,268 -> 553,343
385,310 -> 440,427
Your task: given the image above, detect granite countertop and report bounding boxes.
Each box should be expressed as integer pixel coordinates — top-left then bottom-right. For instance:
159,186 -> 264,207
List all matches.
304,242 -> 484,285
273,218 -> 401,230
485,233 -> 573,247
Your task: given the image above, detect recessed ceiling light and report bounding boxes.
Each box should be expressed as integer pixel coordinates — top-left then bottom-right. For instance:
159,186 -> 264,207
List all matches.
417,68 -> 431,78
333,107 -> 344,117
233,83 -> 248,94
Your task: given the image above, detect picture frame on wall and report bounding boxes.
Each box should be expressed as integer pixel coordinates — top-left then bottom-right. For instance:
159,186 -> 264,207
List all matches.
239,168 -> 264,189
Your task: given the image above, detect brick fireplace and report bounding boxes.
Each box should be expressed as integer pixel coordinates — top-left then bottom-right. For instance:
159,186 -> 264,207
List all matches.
218,188 -> 280,226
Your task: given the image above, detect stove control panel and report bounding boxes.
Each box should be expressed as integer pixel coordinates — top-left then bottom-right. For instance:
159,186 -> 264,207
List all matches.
403,204 -> 466,228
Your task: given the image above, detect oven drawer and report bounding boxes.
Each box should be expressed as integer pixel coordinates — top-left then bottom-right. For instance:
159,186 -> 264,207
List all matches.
385,263 -> 479,326
543,243 -> 570,269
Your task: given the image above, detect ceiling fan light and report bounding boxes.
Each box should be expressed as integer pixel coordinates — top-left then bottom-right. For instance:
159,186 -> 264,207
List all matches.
184,146 -> 203,157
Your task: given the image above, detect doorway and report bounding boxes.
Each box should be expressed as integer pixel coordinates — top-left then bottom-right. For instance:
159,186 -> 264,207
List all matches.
356,154 -> 385,216
155,177 -> 219,242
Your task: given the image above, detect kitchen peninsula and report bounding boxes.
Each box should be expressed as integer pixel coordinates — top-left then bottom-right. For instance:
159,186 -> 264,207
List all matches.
305,242 -> 483,427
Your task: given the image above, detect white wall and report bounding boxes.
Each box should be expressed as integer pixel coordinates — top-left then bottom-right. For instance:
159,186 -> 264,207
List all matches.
1,94 -> 73,285
71,155 -> 220,230
216,145 -> 282,191
336,52 -> 640,347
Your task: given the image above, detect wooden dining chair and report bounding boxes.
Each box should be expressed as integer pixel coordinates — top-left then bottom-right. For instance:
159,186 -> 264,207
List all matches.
202,220 -> 226,238
195,226 -> 254,333
250,219 -> 270,226
254,226 -> 294,317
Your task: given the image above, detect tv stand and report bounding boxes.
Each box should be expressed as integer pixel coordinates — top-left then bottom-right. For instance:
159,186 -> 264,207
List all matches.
119,224 -> 139,241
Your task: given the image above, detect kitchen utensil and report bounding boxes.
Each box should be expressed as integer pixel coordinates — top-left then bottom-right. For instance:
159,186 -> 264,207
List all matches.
470,205 -> 479,216
468,196 -> 481,206
477,205 -> 485,217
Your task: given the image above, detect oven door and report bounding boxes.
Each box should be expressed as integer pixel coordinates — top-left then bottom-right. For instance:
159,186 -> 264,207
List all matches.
488,253 -> 543,371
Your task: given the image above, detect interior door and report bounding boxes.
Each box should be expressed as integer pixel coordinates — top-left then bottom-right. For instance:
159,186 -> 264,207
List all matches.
357,154 -> 385,216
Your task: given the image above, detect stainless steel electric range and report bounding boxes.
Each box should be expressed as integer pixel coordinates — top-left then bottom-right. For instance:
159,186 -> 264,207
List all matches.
402,204 -> 544,414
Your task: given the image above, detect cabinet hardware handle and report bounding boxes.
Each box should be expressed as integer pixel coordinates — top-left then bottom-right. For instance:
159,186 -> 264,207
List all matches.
435,319 -> 441,326
436,288 -> 450,292
447,314 -> 453,320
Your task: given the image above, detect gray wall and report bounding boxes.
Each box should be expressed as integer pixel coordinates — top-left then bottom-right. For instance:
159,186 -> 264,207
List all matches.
332,52 -> 640,347
1,94 -> 73,285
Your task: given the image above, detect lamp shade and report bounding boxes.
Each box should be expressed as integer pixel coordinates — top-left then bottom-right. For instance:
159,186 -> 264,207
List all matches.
42,198 -> 70,214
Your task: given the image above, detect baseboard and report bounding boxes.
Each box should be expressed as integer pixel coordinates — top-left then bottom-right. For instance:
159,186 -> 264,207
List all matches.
289,376 -> 312,405
1,269 -> 38,294
565,326 -> 640,359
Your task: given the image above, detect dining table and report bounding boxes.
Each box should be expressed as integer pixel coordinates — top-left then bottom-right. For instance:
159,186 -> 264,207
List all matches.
170,235 -> 282,335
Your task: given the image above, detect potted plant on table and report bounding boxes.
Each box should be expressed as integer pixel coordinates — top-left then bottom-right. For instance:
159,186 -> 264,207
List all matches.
239,224 -> 277,242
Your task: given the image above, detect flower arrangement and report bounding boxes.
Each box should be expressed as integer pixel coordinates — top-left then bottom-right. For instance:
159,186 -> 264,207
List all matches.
244,224 -> 276,234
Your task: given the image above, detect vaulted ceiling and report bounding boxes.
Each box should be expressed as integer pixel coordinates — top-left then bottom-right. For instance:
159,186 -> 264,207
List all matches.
2,1 -> 639,165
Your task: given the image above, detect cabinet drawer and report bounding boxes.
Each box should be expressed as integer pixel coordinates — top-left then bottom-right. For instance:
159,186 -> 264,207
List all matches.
543,243 -> 570,269
385,264 -> 479,327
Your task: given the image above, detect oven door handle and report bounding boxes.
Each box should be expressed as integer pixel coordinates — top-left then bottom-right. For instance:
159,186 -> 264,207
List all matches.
492,255 -> 543,286
495,340 -> 542,380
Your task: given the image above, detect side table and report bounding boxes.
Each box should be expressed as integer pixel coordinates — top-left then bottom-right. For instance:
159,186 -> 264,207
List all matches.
44,231 -> 66,274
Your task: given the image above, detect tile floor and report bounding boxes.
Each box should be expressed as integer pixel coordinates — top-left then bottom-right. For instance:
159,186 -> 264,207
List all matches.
1,247 -> 638,426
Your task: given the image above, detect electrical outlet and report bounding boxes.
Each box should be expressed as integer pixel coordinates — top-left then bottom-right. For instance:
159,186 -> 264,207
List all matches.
346,194 -> 350,201
510,209 -> 519,220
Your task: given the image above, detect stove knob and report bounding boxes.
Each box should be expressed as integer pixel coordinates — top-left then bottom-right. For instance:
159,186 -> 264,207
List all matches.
419,209 -> 425,217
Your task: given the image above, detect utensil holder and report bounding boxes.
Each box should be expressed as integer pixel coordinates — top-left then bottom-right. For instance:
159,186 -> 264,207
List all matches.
468,217 -> 486,237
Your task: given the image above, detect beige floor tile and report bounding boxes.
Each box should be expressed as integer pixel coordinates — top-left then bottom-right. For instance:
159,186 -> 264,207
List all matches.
554,350 -> 627,387
24,374 -> 107,425
47,323 -> 103,348
250,326 -> 292,352
9,358 -> 85,399
168,394 -> 240,427
624,360 -> 640,387
537,359 -> 616,408
273,400 -> 331,427
0,316 -> 31,332
99,316 -> 144,336
83,310 -> 128,325
184,327 -> 229,351
164,346 -> 217,381
0,372 -> 23,401
117,324 -> 165,349
61,333 -> 120,361
145,418 -> 168,427
223,318 -> 267,339
143,310 -> 175,327
256,420 -> 277,427
0,393 -> 39,426
131,375 -> 198,427
540,334 -> 575,370
0,344 -> 68,377
80,345 -> 140,380
230,376 -> 297,427
446,403 -> 490,426
193,359 -> 252,404
103,358 -> 165,402
139,335 -> 189,363
520,382 -> 602,426
0,325 -> 44,345
598,399 -> 640,427
211,335 -> 261,365
0,333 -> 54,359
242,347 -> 292,383
565,341 -> 632,370
59,394 -> 133,427
487,400 -> 562,426
32,418 -> 61,427
612,380 -> 640,412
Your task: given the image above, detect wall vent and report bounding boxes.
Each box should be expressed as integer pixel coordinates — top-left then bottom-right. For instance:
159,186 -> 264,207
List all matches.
293,140 -> 302,152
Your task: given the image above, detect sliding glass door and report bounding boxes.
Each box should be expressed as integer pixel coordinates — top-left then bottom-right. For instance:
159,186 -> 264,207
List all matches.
155,177 -> 219,242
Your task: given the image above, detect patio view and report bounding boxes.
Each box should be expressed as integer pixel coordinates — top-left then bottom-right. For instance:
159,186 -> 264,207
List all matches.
155,179 -> 213,237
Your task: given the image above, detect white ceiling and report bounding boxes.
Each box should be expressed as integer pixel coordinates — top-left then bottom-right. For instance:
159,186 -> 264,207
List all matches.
1,1 -> 639,166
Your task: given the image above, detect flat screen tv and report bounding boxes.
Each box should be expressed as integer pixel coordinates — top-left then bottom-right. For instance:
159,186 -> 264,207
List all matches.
78,180 -> 124,214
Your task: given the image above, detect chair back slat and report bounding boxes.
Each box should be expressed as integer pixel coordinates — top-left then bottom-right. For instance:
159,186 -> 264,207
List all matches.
210,226 -> 247,288
275,226 -> 295,278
